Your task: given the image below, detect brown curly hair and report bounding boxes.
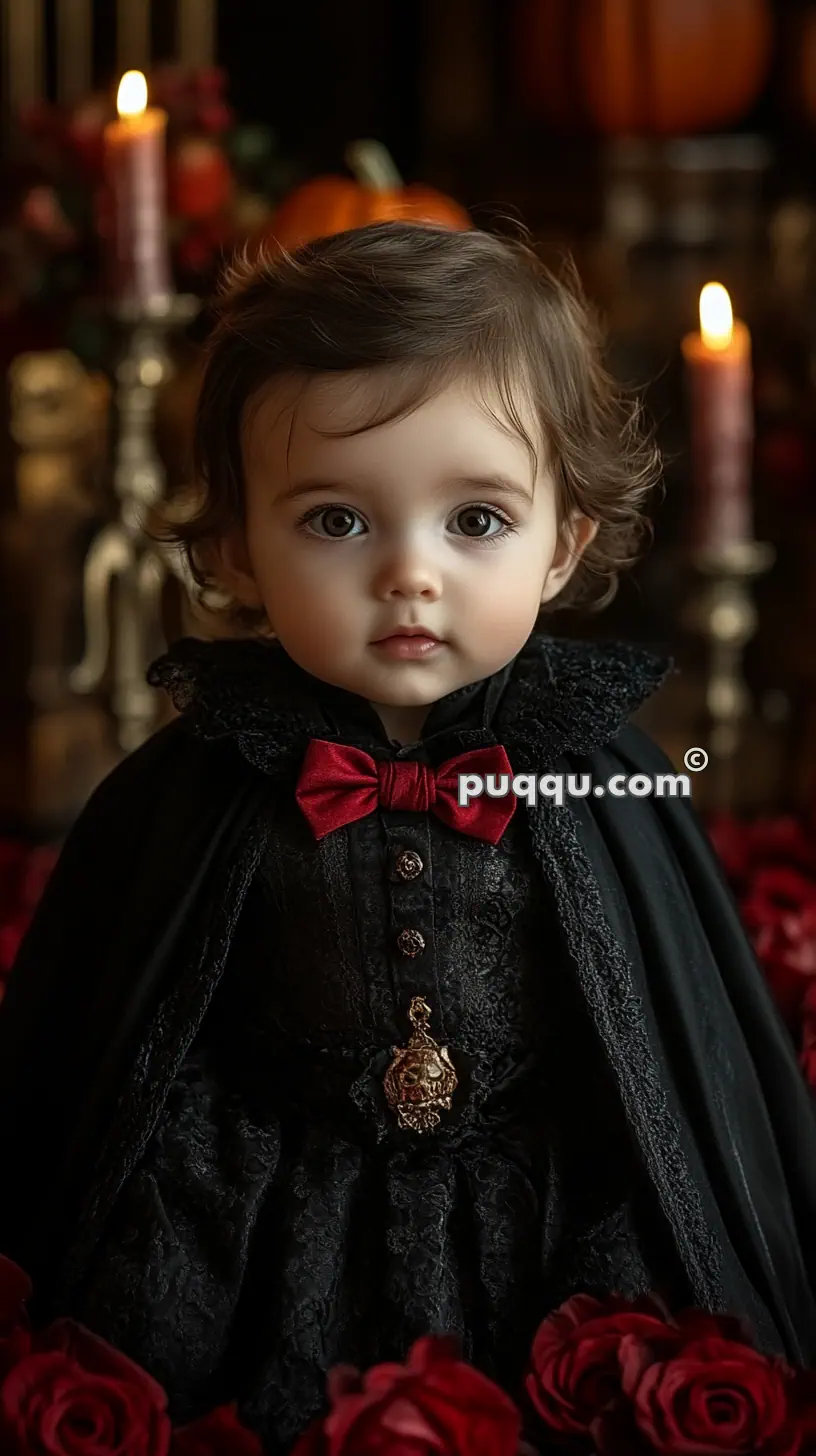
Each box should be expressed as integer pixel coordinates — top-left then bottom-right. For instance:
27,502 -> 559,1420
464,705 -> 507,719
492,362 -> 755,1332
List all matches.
151,220 -> 660,631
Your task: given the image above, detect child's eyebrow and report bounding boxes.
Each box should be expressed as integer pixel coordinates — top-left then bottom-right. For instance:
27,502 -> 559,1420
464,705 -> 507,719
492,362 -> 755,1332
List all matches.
449,474 -> 535,504
277,474 -> 534,505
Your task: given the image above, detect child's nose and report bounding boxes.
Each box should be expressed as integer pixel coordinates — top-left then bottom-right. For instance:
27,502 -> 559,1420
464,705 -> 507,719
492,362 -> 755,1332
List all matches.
371,543 -> 442,600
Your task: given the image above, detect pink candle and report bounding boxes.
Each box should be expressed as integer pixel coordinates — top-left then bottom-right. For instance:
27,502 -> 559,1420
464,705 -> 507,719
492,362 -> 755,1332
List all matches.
681,283 -> 754,555
103,71 -> 171,311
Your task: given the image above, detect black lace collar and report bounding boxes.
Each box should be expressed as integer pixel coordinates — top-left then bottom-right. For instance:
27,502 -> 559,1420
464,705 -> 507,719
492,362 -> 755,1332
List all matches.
147,631 -> 674,775
302,654 -> 515,749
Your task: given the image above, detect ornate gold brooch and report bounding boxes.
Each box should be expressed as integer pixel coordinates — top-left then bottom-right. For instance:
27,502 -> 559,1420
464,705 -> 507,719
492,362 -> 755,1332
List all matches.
384,996 -> 458,1133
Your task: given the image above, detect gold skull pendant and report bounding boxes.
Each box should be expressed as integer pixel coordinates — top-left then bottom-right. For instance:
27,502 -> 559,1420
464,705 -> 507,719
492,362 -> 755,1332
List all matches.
384,997 -> 458,1133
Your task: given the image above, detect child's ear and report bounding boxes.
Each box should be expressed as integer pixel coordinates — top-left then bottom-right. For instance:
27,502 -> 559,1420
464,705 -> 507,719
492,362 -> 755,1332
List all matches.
540,513 -> 599,606
212,527 -> 264,609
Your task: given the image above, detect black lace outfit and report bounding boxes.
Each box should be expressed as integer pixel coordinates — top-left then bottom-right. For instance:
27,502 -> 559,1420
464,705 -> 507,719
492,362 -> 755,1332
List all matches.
68,640 -> 694,1452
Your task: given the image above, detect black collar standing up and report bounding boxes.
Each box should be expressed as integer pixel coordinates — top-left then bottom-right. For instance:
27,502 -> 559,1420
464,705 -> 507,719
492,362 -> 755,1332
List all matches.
274,642 -> 518,755
144,628 -> 672,774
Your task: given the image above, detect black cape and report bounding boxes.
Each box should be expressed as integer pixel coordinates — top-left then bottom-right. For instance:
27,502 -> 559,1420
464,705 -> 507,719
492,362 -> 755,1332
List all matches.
1,631 -> 815,1368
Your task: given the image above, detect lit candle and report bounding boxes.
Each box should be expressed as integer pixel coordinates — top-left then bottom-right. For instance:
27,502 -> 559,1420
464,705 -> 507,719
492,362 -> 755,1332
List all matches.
103,71 -> 172,312
681,283 -> 754,555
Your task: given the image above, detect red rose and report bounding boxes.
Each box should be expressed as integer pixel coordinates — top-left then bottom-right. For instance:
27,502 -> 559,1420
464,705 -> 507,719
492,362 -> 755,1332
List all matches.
1,1318 -> 171,1456
743,865 -> 816,921
171,1402 -> 263,1456
741,868 -> 816,1026
291,1335 -> 520,1456
708,815 -> 816,1033
525,1293 -> 679,1436
620,1335 -> 800,1456
747,819 -> 816,878
708,815 -> 816,890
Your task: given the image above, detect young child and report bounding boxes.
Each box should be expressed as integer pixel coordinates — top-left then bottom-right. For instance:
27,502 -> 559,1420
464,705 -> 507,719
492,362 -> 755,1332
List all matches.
1,220 -> 815,1453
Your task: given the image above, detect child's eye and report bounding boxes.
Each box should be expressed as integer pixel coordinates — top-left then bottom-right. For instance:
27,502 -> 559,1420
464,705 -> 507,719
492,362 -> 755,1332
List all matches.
297,505 -> 367,539
448,505 -> 516,540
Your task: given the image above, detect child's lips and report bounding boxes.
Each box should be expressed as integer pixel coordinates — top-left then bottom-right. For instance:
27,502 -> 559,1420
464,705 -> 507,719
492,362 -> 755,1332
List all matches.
371,634 -> 444,659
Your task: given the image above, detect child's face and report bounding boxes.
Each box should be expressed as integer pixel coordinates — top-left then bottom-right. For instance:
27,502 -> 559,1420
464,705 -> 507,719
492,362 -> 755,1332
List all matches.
220,370 -> 596,733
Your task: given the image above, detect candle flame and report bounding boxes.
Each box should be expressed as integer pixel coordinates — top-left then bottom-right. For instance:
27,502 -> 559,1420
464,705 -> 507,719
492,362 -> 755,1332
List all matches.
117,70 -> 148,119
699,283 -> 734,351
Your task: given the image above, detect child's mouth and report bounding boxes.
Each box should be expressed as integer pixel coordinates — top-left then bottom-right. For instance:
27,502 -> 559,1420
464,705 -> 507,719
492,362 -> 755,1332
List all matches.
371,635 -> 444,660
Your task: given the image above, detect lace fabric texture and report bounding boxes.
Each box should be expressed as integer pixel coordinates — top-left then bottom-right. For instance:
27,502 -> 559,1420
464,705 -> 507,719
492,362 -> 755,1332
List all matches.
72,788 -> 690,1453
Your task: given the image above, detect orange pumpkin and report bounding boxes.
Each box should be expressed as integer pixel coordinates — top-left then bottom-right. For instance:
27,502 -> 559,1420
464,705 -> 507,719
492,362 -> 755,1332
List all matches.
264,139 -> 471,250
515,0 -> 773,137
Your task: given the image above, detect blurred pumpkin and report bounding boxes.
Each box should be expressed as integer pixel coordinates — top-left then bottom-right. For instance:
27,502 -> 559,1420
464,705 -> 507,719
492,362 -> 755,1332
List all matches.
264,139 -> 471,250
515,0 -> 773,137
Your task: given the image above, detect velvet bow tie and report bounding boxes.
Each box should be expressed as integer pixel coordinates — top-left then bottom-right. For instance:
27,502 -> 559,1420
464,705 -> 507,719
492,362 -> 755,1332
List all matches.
295,739 -> 516,844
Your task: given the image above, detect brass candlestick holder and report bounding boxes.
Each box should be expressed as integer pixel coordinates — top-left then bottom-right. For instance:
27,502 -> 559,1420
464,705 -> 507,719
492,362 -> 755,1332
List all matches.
682,538 -> 775,808
70,295 -> 198,753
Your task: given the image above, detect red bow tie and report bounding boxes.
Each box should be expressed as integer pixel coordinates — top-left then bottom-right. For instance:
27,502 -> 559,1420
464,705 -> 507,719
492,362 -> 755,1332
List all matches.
295,740 -> 515,844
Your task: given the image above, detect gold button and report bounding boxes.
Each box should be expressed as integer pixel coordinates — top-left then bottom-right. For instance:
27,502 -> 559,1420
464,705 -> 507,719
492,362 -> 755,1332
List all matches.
397,928 -> 425,957
395,849 -> 423,881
